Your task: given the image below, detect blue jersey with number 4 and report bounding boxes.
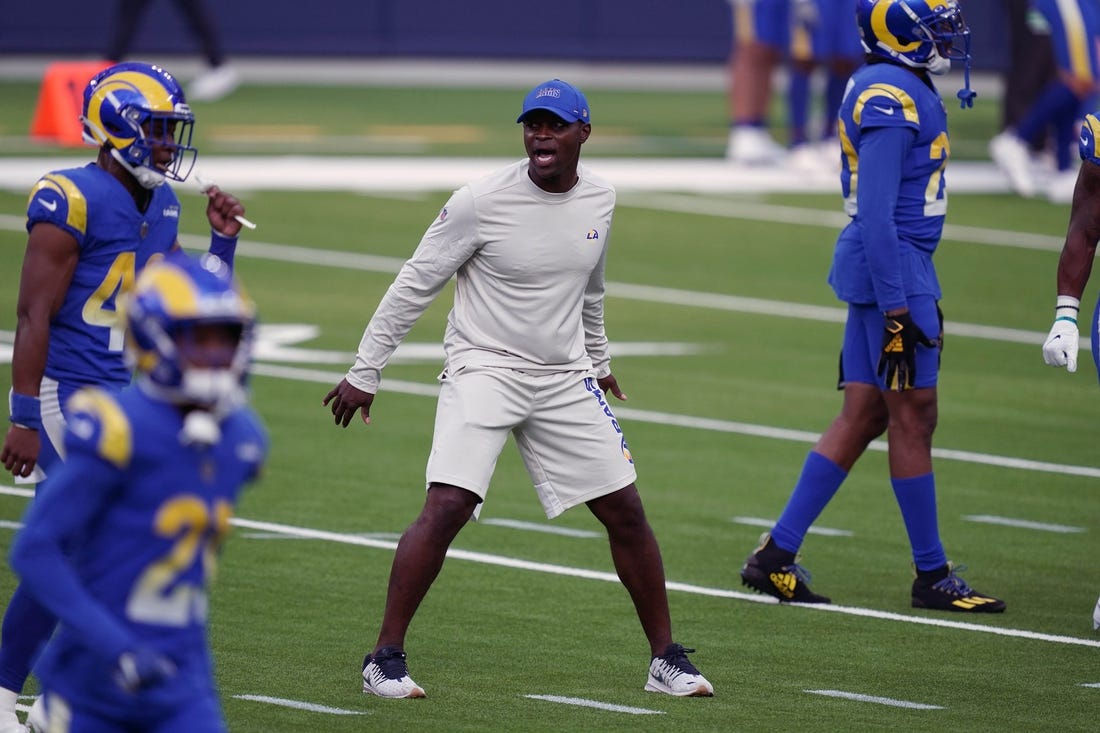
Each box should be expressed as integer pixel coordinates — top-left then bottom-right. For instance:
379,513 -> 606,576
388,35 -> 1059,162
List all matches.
26,164 -> 182,388
11,385 -> 266,720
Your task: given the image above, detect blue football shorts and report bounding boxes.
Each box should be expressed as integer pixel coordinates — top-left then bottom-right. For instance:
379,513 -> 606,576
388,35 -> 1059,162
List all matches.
839,296 -> 942,390
730,0 -> 791,48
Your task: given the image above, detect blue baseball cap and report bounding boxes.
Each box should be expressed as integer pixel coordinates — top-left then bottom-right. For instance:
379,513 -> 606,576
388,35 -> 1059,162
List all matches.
516,79 -> 591,124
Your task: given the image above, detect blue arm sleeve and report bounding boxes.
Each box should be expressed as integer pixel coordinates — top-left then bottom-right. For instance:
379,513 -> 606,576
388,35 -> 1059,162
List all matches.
856,125 -> 913,313
208,230 -> 238,270
9,454 -> 136,664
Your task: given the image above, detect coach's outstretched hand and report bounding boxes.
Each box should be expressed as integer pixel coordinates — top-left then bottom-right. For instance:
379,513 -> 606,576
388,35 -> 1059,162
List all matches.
324,379 -> 375,427
878,311 -> 937,391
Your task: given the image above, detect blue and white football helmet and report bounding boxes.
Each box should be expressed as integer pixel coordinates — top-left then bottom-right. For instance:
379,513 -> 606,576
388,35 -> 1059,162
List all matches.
856,0 -> 976,107
125,251 -> 255,411
81,62 -> 198,189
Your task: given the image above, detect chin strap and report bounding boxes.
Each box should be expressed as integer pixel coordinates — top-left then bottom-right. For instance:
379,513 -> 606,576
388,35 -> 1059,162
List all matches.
109,148 -> 166,189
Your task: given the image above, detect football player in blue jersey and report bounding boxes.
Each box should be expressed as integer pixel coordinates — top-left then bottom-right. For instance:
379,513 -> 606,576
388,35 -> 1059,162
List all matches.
0,61 -> 250,731
990,0 -> 1100,200
739,0 -> 1006,613
9,251 -> 266,732
1041,111 -> 1100,630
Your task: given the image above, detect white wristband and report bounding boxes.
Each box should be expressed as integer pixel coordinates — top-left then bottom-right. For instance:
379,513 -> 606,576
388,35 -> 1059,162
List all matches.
1055,295 -> 1081,322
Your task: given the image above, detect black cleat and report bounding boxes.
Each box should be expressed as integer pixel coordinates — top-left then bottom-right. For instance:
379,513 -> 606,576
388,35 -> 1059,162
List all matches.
740,533 -> 831,604
911,563 -> 1005,613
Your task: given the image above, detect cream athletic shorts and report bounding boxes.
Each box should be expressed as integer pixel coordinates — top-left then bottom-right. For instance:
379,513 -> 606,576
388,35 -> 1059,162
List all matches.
425,365 -> 638,519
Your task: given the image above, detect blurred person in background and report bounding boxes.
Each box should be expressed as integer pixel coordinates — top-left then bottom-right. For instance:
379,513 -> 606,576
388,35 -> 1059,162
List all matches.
725,0 -> 790,164
990,0 -> 1100,202
785,0 -> 865,174
999,0 -> 1058,146
106,0 -> 240,102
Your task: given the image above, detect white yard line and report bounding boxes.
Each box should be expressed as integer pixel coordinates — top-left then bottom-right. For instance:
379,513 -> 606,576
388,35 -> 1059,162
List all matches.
0,205 -> 1071,351
524,694 -> 665,715
804,689 -> 944,710
2,488 -> 1097,649
731,516 -> 854,537
232,694 -> 367,715
962,515 -> 1085,533
0,157 -> 1010,196
479,518 -> 601,538
252,363 -> 1100,479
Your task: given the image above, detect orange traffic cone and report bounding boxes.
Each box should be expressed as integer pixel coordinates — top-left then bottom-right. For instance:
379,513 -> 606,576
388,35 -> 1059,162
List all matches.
29,61 -> 113,146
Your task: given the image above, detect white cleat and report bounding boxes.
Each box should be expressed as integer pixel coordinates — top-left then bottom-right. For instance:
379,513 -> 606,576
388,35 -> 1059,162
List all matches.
188,65 -> 241,102
24,696 -> 46,733
644,643 -> 714,697
362,647 -> 426,698
1092,594 -> 1100,631
727,126 -> 787,166
786,143 -> 836,178
989,132 -> 1038,198
0,711 -> 24,733
1046,168 -> 1080,204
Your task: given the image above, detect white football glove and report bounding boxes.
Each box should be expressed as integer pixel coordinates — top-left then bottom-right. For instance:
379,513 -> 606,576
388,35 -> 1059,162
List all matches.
1043,318 -> 1079,372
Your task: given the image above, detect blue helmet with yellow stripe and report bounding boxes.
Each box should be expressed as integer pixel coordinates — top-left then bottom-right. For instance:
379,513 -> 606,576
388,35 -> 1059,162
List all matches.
856,0 -> 974,106
81,62 -> 198,189
125,251 -> 255,410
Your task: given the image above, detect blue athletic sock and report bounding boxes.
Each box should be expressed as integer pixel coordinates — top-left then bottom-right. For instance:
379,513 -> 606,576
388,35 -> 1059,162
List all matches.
788,70 -> 811,147
0,584 -> 56,692
1016,81 -> 1079,146
823,74 -> 846,139
771,452 -> 848,553
1055,109 -> 1084,171
891,473 -> 947,571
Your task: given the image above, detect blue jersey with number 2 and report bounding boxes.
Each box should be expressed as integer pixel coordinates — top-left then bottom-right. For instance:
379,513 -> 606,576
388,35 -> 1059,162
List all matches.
829,63 -> 949,310
11,385 -> 266,722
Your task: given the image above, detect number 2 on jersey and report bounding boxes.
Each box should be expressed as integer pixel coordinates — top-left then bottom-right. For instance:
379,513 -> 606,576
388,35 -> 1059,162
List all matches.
923,132 -> 949,216
126,495 -> 232,627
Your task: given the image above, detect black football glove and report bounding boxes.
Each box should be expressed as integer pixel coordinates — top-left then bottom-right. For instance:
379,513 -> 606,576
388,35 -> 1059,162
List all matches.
114,647 -> 177,694
877,312 -> 937,391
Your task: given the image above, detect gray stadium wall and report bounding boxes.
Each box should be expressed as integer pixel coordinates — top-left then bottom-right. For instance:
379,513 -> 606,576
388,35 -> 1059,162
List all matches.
2,1 -> 1007,71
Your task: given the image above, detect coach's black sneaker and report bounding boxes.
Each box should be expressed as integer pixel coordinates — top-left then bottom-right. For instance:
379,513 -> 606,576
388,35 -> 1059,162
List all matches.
911,563 -> 1005,613
740,533 -> 831,604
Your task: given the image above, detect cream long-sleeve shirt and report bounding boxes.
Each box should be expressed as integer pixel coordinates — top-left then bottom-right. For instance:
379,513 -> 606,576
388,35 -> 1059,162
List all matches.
346,160 -> 616,394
